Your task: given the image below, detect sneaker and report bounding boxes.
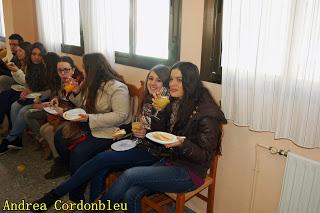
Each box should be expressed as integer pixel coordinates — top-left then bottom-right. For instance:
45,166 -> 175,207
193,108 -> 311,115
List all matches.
0,139 -> 9,155
7,137 -> 22,150
31,189 -> 60,212
44,158 -> 69,179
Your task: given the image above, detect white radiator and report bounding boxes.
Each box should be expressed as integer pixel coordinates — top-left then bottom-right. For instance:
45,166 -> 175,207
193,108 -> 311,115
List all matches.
278,152 -> 320,213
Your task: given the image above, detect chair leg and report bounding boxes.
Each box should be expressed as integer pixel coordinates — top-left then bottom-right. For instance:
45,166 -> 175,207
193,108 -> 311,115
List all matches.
207,184 -> 215,213
176,194 -> 185,213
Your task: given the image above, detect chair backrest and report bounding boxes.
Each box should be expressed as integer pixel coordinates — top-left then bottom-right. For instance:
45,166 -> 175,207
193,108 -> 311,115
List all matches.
141,153 -> 219,213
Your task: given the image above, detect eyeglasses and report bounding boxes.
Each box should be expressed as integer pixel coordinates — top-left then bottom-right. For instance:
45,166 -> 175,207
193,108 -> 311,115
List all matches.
58,68 -> 73,74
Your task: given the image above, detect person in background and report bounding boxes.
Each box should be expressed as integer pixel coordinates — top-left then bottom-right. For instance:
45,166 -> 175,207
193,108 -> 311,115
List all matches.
0,33 -> 24,92
22,52 -> 60,159
0,41 -> 32,133
100,62 -> 227,213
24,56 -> 83,162
31,65 -> 170,211
52,53 -> 131,203
0,42 -> 48,155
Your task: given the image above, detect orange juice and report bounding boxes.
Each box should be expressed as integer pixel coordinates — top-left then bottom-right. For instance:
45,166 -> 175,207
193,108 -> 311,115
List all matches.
132,121 -> 143,131
64,84 -> 76,93
154,96 -> 170,110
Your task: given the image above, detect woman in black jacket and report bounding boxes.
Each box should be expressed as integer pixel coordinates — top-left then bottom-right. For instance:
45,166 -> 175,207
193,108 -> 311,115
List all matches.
101,61 -> 227,212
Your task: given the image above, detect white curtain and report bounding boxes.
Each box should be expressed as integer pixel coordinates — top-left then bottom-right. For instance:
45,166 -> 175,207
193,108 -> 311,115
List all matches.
35,0 -> 62,52
221,0 -> 320,148
80,0 -> 115,64
36,0 -> 115,64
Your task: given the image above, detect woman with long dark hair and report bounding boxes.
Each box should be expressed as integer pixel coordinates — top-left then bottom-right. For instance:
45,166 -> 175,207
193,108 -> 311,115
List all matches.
0,42 -> 48,154
25,56 -> 84,162
100,62 -> 227,212
31,65 -> 170,211
0,41 -> 32,130
52,53 -> 131,202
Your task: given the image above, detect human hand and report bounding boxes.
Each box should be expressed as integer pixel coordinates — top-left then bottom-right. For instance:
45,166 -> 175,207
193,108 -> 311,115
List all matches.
7,62 -> 19,72
132,127 -> 147,139
50,98 -> 59,107
164,136 -> 186,148
20,88 -> 31,100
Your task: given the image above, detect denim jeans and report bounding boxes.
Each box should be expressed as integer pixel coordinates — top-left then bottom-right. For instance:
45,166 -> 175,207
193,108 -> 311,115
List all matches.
6,102 -> 31,142
54,147 -> 158,202
54,123 -> 113,202
102,162 -> 197,213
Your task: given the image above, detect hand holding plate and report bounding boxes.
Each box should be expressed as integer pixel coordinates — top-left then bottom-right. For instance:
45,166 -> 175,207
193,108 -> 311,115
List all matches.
164,136 -> 186,148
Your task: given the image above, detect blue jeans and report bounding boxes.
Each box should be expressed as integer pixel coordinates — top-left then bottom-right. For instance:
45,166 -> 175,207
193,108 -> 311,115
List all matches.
6,102 -> 31,142
54,124 -> 113,202
103,161 -> 197,213
54,147 -> 158,202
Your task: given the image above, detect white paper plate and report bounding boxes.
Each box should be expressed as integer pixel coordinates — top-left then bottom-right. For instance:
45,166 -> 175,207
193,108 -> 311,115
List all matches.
63,108 -> 86,121
111,139 -> 136,151
43,106 -> 62,115
26,92 -> 41,99
11,84 -> 25,92
146,131 -> 177,145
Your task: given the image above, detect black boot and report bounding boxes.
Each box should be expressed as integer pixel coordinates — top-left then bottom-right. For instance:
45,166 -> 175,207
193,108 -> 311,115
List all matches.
31,189 -> 60,212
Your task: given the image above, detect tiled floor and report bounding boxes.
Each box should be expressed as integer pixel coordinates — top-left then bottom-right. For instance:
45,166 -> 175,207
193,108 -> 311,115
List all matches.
0,130 -> 200,213
0,133 -> 72,213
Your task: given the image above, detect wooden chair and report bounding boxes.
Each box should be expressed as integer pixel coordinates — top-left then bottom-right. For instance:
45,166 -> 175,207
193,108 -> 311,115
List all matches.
105,80 -> 144,188
141,154 -> 219,213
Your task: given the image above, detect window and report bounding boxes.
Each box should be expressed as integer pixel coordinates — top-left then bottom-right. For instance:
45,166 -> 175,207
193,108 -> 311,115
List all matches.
60,0 -> 83,55
0,0 -> 5,41
200,0 -> 223,83
113,0 -> 181,70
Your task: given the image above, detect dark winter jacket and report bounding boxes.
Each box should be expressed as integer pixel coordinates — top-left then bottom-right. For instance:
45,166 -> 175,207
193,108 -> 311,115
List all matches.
152,88 -> 227,178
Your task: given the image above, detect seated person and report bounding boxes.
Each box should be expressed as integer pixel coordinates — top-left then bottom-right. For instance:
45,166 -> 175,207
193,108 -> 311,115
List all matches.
97,62 -> 227,212
51,53 -> 131,202
0,33 -> 24,92
31,64 -> 171,210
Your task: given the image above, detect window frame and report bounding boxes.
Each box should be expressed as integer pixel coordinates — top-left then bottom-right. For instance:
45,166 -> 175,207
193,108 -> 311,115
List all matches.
115,0 -> 182,70
60,0 -> 84,56
200,0 -> 223,84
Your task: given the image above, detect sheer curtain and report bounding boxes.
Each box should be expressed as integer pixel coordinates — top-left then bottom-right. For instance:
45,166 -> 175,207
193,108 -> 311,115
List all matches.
36,0 -> 114,63
221,0 -> 320,148
35,0 -> 62,52
80,0 -> 114,64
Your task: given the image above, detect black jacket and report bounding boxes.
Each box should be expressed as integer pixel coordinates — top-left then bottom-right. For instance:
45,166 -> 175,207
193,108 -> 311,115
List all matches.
152,88 -> 227,178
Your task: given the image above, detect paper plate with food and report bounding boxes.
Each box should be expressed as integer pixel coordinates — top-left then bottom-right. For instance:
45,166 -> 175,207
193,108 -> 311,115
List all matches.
26,92 -> 41,99
11,84 -> 25,92
43,105 -> 63,115
63,108 -> 86,121
146,131 -> 177,145
111,139 -> 136,151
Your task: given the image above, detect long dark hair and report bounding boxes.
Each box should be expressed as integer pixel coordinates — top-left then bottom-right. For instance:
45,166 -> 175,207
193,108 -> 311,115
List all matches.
81,53 -> 123,113
18,41 -> 32,68
170,62 -> 205,128
44,52 -> 60,96
139,64 -> 170,112
25,42 -> 47,92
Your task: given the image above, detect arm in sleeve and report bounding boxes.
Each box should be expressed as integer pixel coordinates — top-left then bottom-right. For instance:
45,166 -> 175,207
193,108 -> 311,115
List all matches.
39,89 -> 51,100
88,85 -> 130,129
11,69 -> 26,85
174,117 -> 221,164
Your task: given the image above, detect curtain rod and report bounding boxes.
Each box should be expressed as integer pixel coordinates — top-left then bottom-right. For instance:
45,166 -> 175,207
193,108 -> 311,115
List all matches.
257,144 -> 289,157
